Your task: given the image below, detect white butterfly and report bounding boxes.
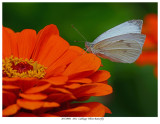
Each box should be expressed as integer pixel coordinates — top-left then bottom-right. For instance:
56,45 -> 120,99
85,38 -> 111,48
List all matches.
85,20 -> 146,63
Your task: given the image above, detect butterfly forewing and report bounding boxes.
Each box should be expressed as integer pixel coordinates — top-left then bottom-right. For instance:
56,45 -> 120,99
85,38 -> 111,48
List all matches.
93,20 -> 143,44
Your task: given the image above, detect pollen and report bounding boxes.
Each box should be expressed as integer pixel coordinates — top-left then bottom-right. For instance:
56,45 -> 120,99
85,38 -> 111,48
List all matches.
2,56 -> 47,79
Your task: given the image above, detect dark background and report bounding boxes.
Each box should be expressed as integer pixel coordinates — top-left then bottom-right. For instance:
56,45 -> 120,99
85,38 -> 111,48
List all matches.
3,2 -> 158,117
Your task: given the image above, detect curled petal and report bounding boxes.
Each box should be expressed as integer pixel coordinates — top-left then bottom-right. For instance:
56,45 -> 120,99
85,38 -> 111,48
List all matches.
64,84 -> 82,89
17,99 -> 44,110
63,53 -> 101,79
72,83 -> 113,97
49,87 -> 73,94
43,102 -> 60,108
89,70 -> 111,83
55,102 -> 111,117
68,78 -> 92,84
19,93 -> 48,100
3,104 -> 20,116
25,83 -> 51,94
3,85 -> 20,90
44,76 -> 68,85
17,99 -> 60,110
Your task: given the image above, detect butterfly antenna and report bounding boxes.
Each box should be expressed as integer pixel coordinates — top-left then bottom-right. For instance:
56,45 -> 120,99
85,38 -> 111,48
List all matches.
71,24 -> 87,41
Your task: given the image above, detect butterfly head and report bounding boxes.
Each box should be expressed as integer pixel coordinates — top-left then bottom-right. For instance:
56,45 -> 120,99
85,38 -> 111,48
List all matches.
85,42 -> 94,53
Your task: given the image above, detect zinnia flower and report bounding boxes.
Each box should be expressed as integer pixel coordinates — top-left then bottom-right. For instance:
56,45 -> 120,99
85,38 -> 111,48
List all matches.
2,24 -> 113,117
136,14 -> 158,77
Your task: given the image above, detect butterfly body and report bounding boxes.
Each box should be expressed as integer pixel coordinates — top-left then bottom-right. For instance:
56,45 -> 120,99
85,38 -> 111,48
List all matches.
85,20 -> 146,63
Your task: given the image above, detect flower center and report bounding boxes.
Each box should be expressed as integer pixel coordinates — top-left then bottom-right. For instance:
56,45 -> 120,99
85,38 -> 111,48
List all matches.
11,62 -> 33,73
3,56 -> 47,79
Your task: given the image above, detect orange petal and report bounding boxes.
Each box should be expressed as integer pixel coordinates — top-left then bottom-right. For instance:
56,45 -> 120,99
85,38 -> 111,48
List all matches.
35,34 -> 69,67
3,27 -> 12,58
3,77 -> 39,92
17,99 -> 44,110
43,102 -> 60,108
25,83 -> 51,94
45,46 -> 85,78
44,87 -> 76,102
64,84 -> 82,89
142,14 -> 157,43
3,90 -> 17,107
44,76 -> 68,85
72,83 -> 113,97
61,106 -> 90,112
63,53 -> 101,79
3,104 -> 20,116
143,35 -> 157,49
47,93 -> 76,103
48,87 -> 74,94
19,93 -> 48,100
46,65 -> 67,77
3,85 -> 20,90
89,70 -> 111,83
32,24 -> 59,60
105,106 -> 112,114
136,51 -> 157,66
68,78 -> 92,84
3,27 -> 18,57
3,77 -> 20,82
17,29 -> 37,59
55,102 -> 110,117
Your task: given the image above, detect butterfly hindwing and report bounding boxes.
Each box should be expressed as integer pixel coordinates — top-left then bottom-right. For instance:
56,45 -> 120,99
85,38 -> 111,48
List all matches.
92,33 -> 146,63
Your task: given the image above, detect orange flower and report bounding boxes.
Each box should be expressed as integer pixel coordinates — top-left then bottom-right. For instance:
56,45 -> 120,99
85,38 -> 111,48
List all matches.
2,24 -> 113,117
136,14 -> 158,76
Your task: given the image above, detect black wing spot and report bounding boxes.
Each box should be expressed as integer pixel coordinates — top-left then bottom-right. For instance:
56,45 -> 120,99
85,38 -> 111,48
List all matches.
123,50 -> 127,53
119,40 -> 124,42
126,43 -> 131,47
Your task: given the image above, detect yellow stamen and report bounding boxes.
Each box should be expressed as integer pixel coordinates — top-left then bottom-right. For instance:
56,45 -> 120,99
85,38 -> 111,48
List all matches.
2,56 -> 47,79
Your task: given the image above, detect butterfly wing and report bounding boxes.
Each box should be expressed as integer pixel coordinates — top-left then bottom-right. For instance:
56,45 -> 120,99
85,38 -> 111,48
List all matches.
92,33 -> 146,63
93,20 -> 143,44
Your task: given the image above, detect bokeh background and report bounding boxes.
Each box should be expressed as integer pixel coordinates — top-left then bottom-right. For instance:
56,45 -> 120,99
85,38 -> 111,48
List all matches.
3,2 -> 157,117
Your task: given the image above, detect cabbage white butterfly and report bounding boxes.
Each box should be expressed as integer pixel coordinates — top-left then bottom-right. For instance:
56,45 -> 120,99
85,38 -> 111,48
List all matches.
85,20 -> 146,63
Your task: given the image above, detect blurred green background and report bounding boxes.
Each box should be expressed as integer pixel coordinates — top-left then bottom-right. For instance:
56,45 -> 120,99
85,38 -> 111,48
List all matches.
3,2 -> 157,117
